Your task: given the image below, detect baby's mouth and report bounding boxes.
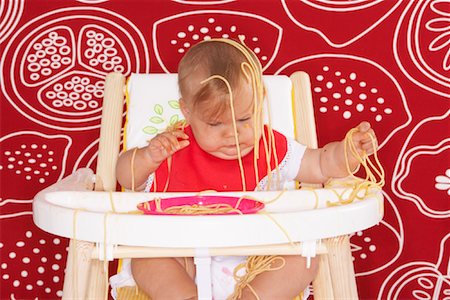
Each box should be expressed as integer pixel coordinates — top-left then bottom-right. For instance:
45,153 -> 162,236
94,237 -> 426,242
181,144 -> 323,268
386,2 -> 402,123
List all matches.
223,144 -> 252,153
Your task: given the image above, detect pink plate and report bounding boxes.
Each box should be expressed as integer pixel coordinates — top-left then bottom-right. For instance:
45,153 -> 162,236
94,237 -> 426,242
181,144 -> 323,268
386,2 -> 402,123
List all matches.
137,195 -> 265,216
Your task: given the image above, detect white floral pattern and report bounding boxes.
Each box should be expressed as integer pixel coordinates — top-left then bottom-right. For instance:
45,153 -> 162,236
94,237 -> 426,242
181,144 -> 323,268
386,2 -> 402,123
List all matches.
435,169 -> 450,195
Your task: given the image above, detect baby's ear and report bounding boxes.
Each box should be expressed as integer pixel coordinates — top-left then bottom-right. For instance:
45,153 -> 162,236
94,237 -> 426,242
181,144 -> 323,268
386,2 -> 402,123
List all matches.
179,98 -> 191,119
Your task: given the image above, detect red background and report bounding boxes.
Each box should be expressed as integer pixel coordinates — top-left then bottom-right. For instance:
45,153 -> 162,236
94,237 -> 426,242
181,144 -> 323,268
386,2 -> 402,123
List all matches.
1,0 -> 449,299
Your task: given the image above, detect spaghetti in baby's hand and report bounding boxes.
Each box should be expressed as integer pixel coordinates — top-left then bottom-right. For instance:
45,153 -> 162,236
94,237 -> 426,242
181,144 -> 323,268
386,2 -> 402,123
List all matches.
145,129 -> 190,164
349,121 -> 378,156
137,195 -> 264,216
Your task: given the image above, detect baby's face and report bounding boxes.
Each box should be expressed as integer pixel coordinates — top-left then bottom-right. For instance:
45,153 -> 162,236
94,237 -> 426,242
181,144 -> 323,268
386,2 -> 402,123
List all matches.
186,83 -> 261,160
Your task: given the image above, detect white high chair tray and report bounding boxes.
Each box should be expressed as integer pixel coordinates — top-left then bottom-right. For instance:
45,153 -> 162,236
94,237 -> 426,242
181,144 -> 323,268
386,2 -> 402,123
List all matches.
34,183 -> 383,248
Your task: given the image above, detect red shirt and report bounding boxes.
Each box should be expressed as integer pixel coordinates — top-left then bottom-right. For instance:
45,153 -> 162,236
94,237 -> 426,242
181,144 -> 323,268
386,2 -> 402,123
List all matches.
149,125 -> 288,192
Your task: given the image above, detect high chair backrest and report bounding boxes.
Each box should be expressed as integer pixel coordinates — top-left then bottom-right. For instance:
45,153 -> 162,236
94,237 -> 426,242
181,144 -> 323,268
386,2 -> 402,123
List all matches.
125,73 -> 297,150
96,72 -> 317,191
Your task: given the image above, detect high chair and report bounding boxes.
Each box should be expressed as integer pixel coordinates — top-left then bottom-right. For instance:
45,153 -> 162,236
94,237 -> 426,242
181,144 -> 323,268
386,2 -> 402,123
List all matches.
33,71 -> 384,299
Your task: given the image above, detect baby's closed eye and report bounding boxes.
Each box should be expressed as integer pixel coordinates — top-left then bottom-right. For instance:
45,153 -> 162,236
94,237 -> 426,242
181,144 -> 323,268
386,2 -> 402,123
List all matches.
238,117 -> 251,122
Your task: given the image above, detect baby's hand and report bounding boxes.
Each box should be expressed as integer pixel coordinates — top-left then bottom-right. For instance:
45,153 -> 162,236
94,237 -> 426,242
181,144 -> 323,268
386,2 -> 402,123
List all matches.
146,129 -> 190,163
350,121 -> 378,156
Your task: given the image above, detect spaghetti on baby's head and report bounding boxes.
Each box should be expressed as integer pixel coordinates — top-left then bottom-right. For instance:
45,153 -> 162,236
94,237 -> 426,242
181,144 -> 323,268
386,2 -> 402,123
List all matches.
178,38 -> 264,121
177,38 -> 268,161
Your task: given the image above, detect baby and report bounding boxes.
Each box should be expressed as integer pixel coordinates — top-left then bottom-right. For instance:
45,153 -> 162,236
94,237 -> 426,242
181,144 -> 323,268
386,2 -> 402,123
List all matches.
116,39 -> 377,300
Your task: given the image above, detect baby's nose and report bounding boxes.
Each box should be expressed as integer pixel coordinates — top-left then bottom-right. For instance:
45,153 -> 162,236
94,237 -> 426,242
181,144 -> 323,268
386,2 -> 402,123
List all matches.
223,124 -> 239,138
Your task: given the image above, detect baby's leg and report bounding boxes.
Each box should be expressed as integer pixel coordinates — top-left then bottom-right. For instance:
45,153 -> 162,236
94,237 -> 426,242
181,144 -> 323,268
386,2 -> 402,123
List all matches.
131,257 -> 197,300
240,255 -> 318,300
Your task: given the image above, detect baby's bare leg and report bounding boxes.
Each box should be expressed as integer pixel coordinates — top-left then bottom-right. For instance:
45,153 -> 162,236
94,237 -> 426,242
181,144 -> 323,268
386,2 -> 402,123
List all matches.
240,256 -> 318,300
131,257 -> 197,300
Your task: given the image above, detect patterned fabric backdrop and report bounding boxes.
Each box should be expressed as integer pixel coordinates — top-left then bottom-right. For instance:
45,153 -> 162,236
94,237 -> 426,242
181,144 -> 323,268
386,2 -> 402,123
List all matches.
1,0 -> 449,299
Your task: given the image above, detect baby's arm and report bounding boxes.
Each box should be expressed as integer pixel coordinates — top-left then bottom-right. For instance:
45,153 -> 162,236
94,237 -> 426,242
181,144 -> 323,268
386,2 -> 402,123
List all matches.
116,129 -> 189,190
296,121 -> 377,183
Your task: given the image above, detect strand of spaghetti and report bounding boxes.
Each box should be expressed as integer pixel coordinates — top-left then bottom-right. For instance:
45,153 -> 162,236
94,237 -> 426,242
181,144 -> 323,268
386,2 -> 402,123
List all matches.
161,122 -> 186,193
261,90 -> 281,191
72,209 -> 80,299
268,123 -> 281,188
263,82 -> 278,189
103,211 -> 111,300
144,200 -> 150,211
208,39 -> 266,190
349,130 -> 384,186
345,128 -> 384,185
207,38 -> 263,86
108,190 -> 117,213
326,187 -> 354,207
228,255 -> 285,300
200,75 -> 246,191
326,128 -> 384,206
234,195 -> 245,209
154,197 -> 162,212
299,187 -> 320,209
131,148 -> 138,192
238,35 -> 264,74
344,130 -> 361,177
260,189 -> 287,205
242,191 -> 286,206
203,38 -> 283,193
266,118 -> 273,189
153,172 -> 157,193
246,284 -> 259,300
184,257 -> 190,275
366,152 -> 385,186
261,123 -> 272,189
241,62 -> 261,189
162,156 -> 172,192
258,211 -> 294,245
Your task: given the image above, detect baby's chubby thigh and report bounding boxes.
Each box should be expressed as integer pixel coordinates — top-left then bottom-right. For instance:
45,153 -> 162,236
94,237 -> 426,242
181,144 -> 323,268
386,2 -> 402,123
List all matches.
246,255 -> 318,300
131,257 -> 197,299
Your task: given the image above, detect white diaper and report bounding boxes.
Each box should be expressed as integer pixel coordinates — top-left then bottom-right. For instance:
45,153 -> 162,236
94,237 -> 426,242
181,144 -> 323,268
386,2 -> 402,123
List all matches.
110,256 -> 309,300
109,256 -> 246,300
211,256 -> 247,300
109,259 -> 136,299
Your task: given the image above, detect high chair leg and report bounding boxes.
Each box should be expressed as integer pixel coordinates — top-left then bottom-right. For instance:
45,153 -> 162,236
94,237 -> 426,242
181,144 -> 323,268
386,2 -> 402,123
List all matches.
86,259 -> 109,299
326,235 -> 358,299
312,251 -> 334,299
194,255 -> 213,300
62,240 -> 95,299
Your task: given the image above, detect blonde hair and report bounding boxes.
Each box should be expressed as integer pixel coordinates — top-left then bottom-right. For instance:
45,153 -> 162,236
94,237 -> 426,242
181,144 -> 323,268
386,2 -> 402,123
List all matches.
178,39 -> 263,120
179,38 -> 276,191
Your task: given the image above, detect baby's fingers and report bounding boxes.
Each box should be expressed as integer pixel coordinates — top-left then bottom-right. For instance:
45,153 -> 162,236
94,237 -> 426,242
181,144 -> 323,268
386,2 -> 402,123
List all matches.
163,131 -> 189,152
361,140 -> 375,153
170,129 -> 189,140
157,131 -> 190,153
149,135 -> 171,155
359,128 -> 377,143
357,121 -> 371,133
159,132 -> 182,153
170,129 -> 190,150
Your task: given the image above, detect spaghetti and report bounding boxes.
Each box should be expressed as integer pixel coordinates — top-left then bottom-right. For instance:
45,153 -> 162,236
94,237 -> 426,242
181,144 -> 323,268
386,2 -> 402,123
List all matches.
200,37 -> 282,192
144,195 -> 253,215
151,120 -> 186,193
325,128 -> 384,207
228,255 -> 286,300
124,37 -> 385,300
